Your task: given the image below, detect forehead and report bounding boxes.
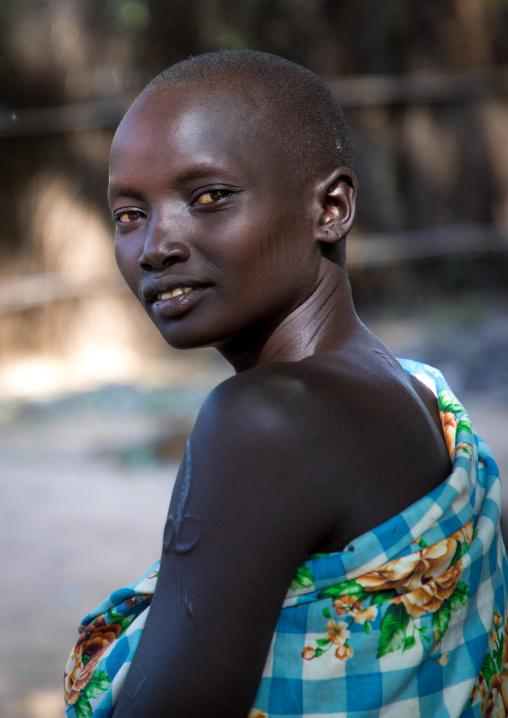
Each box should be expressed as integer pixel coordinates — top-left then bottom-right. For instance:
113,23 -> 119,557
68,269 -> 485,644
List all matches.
110,84 -> 281,184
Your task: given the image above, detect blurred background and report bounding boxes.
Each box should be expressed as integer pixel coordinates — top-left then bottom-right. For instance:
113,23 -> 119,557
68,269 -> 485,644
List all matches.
1,1 -> 508,715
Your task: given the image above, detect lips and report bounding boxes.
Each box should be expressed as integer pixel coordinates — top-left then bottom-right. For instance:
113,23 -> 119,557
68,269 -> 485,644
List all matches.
153,286 -> 208,319
141,277 -> 211,320
157,286 -> 193,301
142,277 -> 209,304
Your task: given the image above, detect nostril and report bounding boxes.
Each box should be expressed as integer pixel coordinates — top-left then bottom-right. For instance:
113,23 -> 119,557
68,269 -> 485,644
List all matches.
162,254 -> 185,267
138,241 -> 191,271
139,253 -> 186,272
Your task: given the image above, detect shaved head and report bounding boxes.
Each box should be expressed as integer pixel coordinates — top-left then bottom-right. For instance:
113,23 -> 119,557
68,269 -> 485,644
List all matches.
140,50 -> 354,190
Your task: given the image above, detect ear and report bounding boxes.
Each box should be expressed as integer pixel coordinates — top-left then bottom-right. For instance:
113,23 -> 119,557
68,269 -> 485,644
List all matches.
314,167 -> 358,245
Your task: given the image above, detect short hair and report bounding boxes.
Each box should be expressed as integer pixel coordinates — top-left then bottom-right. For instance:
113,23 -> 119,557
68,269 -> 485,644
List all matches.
142,50 -> 354,188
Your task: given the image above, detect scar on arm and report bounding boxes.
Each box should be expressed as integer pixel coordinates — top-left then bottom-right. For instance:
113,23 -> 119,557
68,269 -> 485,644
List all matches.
114,447 -> 202,715
114,664 -> 147,717
162,441 -> 201,621
164,441 -> 201,555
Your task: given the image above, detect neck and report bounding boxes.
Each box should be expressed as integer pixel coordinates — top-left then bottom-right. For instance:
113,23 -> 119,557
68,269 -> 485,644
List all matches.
218,261 -> 362,373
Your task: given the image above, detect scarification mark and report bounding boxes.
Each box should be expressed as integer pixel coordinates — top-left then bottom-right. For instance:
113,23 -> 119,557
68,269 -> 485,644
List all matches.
184,588 -> 194,619
162,440 -> 199,629
115,663 -> 147,716
164,441 -> 201,555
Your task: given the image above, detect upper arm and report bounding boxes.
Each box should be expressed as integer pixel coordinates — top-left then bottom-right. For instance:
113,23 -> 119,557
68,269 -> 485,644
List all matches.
113,370 -> 339,717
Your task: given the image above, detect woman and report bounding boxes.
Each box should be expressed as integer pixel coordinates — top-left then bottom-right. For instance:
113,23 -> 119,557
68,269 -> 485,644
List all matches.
64,51 -> 507,717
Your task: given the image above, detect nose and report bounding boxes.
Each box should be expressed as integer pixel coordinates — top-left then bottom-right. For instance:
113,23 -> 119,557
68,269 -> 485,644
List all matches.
139,216 -> 191,271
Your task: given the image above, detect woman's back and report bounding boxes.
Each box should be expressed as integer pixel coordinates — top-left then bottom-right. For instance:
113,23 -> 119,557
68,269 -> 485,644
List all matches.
64,50 -> 507,718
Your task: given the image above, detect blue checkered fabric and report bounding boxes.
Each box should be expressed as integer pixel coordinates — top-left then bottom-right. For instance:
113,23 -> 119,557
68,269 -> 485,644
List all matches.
64,361 -> 508,717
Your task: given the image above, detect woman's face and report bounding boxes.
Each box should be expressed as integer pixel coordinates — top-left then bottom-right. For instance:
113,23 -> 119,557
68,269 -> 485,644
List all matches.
109,84 -> 321,359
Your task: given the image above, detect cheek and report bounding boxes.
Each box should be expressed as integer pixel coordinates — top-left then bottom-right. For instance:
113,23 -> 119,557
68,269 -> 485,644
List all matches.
257,214 -> 317,284
224,221 -> 286,295
231,217 -> 316,311
114,237 -> 142,293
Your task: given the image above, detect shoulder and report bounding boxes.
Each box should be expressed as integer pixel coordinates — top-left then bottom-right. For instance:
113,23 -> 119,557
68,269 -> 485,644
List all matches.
194,360 -> 334,445
186,360 -> 353,518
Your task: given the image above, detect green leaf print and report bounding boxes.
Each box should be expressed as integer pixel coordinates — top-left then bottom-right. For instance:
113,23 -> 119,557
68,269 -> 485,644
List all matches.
481,653 -> 497,685
363,622 -> 372,635
377,603 -> 409,658
290,565 -> 314,591
450,541 -> 469,567
318,580 -> 367,601
497,634 -> 505,671
432,603 -> 451,644
438,391 -> 464,415
456,418 -> 473,438
418,538 -> 427,548
370,589 -> 399,606
432,584 -> 468,645
83,670 -> 111,700
119,614 -> 137,632
316,638 -> 331,647
403,635 -> 416,652
322,608 -> 332,619
75,697 -> 93,718
107,608 -> 123,622
448,583 -> 469,611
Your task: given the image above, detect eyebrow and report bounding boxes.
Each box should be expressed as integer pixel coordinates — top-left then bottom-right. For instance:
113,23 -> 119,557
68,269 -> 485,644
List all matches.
177,162 -> 234,180
107,186 -> 146,207
108,161 -> 243,208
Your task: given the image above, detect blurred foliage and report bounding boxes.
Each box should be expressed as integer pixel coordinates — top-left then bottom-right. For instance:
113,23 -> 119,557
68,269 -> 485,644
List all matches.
2,0 -> 508,108
1,0 -> 508,275
0,0 -> 507,386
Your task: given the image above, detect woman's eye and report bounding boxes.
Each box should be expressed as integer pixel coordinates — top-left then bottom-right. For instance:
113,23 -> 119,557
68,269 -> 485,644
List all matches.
114,210 -> 144,224
194,190 -> 230,205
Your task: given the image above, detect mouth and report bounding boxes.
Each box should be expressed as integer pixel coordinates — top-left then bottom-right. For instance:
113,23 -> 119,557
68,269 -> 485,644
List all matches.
142,277 -> 209,304
150,284 -> 208,320
142,276 -> 211,320
156,286 -> 194,301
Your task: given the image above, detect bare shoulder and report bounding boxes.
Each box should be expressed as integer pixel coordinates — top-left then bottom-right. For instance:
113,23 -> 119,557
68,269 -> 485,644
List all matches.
192,360 -> 339,454
189,351 -> 451,552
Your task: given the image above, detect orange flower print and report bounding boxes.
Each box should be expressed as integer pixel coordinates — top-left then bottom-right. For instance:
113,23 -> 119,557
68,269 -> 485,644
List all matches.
64,616 -> 122,705
302,618 -> 354,663
357,521 -> 472,619
335,642 -> 353,660
249,710 -> 268,718
333,596 -> 377,623
395,560 -> 463,620
441,411 -> 458,458
352,605 -> 378,624
333,595 -> 361,616
305,523 -> 472,668
436,652 -> 449,666
326,619 -> 350,645
471,673 -> 489,713
470,603 -> 508,714
125,593 -> 151,608
484,672 -> 508,717
301,646 -> 316,660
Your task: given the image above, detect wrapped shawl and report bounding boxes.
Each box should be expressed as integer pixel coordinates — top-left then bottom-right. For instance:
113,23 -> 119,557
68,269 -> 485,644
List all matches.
64,360 -> 508,717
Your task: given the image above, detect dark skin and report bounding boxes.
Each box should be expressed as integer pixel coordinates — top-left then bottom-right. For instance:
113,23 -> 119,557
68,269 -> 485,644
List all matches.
109,83 -> 451,717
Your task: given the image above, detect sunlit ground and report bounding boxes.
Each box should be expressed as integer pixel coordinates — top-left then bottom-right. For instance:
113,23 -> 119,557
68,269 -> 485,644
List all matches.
0,292 -> 507,717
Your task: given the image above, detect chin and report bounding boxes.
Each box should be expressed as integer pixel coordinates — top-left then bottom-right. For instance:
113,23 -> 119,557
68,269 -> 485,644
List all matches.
155,320 -> 224,352
163,334 -> 214,351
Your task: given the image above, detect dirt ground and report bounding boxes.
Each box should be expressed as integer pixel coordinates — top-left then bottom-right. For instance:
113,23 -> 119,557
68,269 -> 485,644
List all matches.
1,298 -> 507,718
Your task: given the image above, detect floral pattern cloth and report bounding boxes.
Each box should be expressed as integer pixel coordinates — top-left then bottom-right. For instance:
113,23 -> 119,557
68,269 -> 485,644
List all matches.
64,360 -> 508,717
